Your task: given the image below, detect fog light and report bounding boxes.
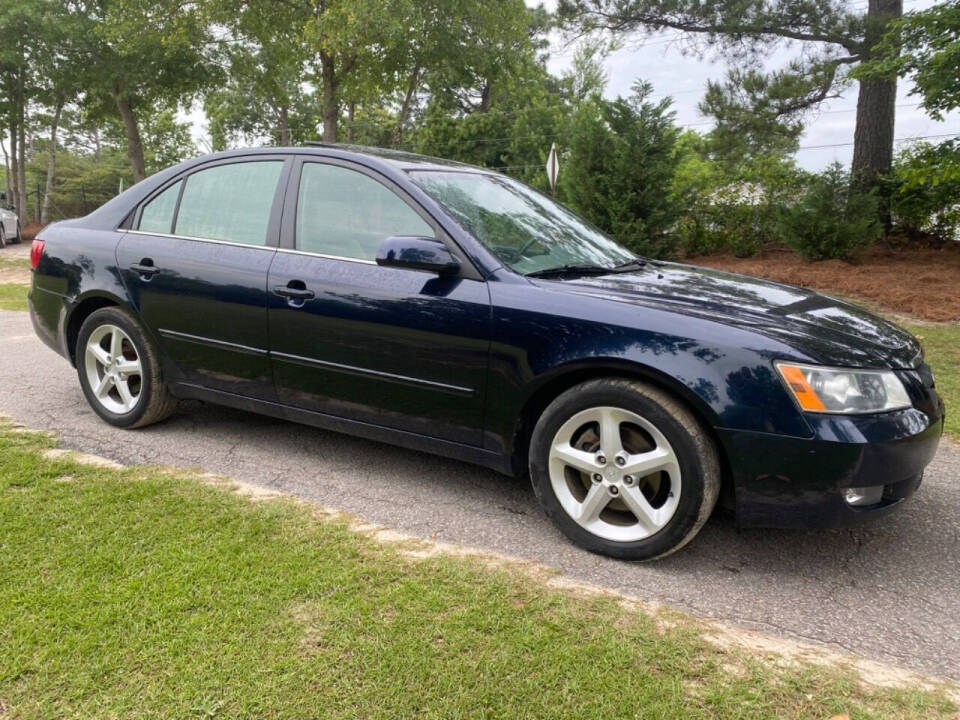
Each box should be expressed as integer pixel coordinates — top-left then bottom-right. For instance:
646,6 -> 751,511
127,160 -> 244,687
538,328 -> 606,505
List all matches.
843,486 -> 884,506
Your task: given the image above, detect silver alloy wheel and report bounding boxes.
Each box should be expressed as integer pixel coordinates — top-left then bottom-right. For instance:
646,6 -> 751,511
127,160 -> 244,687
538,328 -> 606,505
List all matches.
548,406 -> 682,542
84,324 -> 143,414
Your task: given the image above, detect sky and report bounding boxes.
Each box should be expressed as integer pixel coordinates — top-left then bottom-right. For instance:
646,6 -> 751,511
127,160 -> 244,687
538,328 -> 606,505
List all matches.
536,0 -> 960,169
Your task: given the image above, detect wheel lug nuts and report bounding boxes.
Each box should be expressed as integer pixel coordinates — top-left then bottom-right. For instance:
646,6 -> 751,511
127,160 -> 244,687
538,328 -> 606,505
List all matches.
623,475 -> 635,486
592,473 -> 602,483
615,456 -> 625,466
597,455 -> 606,465
608,486 -> 619,496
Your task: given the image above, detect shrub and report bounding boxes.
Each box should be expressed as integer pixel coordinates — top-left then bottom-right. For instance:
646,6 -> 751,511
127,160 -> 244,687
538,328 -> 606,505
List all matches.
560,82 -> 683,258
671,139 -> 804,257
888,140 -> 960,241
777,163 -> 882,260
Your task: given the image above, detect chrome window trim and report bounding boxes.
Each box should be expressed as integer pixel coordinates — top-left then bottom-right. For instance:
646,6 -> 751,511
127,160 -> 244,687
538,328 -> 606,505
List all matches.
125,229 -> 276,251
275,247 -> 377,266
123,230 -> 415,267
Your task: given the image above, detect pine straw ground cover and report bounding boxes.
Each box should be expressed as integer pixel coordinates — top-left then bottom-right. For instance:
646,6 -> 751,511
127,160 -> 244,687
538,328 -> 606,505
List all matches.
690,244 -> 960,323
0,422 -> 956,719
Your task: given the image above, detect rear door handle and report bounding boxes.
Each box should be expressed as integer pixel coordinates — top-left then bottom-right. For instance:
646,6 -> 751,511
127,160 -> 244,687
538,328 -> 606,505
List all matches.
130,259 -> 159,278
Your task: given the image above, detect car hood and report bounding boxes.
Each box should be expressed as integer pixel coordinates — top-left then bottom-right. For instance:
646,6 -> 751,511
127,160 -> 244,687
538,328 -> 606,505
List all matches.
534,261 -> 921,368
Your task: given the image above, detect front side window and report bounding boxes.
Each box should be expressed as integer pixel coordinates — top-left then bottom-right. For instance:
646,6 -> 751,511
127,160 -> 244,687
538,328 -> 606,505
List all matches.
138,180 -> 181,234
411,171 -> 635,275
296,163 -> 434,261
174,161 -> 283,246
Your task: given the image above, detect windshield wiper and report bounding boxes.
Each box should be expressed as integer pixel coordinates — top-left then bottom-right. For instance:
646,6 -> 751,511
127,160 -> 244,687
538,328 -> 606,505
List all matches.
524,263 -> 615,279
612,258 -> 648,272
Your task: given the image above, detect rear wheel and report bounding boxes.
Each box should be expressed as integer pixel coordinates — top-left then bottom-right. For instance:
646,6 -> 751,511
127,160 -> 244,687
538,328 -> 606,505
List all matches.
0,226 -> 6,249
529,378 -> 720,560
76,307 -> 178,428
13,221 -> 21,243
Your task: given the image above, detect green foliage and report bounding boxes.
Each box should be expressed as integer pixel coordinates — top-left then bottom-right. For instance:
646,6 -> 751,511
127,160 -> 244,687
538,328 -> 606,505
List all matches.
855,1 -> 960,120
24,144 -> 131,220
777,163 -> 882,260
887,141 -> 960,240
560,82 -> 682,257
671,134 -> 804,257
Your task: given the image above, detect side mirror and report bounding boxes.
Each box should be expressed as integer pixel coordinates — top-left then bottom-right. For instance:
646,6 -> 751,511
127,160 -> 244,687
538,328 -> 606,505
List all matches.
376,236 -> 461,275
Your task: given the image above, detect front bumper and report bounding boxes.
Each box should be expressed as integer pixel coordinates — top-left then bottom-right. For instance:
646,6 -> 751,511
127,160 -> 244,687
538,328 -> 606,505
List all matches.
720,370 -> 944,529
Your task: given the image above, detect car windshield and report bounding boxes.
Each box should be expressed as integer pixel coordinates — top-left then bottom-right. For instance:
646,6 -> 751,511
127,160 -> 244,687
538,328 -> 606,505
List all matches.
409,170 -> 636,275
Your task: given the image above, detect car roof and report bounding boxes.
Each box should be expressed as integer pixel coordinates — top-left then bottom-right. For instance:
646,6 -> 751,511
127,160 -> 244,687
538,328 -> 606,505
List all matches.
70,143 -> 495,231
187,143 -> 491,174
300,142 -> 487,172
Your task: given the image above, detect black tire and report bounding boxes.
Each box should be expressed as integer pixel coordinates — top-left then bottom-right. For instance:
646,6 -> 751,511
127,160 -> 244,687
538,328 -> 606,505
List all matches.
529,378 -> 720,561
13,221 -> 21,243
0,226 -> 6,249
76,306 -> 179,428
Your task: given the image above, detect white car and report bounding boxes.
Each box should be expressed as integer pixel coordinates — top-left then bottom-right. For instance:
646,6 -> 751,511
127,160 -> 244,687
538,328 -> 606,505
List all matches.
0,191 -> 22,248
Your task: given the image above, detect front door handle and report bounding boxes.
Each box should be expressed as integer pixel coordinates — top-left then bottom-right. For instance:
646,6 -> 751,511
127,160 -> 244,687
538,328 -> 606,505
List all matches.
273,285 -> 315,300
130,259 -> 159,279
273,281 -> 315,307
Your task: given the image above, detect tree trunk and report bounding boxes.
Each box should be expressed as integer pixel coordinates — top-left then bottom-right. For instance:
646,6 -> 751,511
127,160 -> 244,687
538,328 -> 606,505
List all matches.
278,105 -> 291,146
347,101 -> 356,143
851,0 -> 902,200
41,100 -> 63,225
1,138 -> 10,200
393,66 -> 422,147
479,79 -> 493,113
9,120 -> 19,217
113,92 -> 147,183
320,53 -> 339,143
16,67 -> 28,224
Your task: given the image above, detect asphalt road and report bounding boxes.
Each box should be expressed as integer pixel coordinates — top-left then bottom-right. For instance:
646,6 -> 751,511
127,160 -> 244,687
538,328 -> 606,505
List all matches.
2,307 -> 958,681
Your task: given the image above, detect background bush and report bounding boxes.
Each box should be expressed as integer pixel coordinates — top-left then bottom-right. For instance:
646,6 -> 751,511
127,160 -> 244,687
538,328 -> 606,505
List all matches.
888,141 -> 960,241
776,163 -> 883,260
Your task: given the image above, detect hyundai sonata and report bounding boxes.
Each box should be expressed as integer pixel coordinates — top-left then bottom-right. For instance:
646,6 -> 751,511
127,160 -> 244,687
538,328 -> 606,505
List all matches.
28,145 -> 944,559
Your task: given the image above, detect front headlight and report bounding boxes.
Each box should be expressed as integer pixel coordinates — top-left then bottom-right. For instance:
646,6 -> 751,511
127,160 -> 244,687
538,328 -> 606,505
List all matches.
775,362 -> 912,414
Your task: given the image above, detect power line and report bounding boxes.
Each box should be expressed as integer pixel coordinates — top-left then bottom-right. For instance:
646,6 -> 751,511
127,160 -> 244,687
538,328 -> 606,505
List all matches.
486,132 -> 958,171
394,103 -> 932,150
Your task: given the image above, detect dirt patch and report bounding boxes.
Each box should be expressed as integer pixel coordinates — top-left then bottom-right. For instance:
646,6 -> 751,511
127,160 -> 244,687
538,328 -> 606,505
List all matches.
20,222 -> 43,244
688,244 -> 960,322
0,269 -> 29,284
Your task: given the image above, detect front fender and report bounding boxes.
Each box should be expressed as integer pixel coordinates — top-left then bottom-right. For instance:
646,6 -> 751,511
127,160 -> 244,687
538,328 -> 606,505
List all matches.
486,282 -> 813,460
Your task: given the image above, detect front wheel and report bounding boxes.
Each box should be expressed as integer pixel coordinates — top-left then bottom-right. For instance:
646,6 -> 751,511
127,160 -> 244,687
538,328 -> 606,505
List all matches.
529,378 -> 720,561
0,226 -> 6,248
76,306 -> 178,428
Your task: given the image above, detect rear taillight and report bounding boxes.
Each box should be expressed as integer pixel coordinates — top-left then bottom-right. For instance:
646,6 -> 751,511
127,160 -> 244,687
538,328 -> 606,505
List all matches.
30,239 -> 45,270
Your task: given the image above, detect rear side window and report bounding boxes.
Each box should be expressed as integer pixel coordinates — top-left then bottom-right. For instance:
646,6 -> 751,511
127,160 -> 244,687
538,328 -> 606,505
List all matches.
138,180 -> 181,234
296,163 -> 433,261
173,161 -> 283,246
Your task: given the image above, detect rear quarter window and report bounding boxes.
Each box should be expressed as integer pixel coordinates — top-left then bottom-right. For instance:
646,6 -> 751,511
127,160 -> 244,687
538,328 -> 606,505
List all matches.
138,180 -> 181,234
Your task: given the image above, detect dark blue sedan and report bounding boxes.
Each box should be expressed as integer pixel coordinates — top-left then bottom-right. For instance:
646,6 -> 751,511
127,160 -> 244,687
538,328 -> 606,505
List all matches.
27,145 -> 945,559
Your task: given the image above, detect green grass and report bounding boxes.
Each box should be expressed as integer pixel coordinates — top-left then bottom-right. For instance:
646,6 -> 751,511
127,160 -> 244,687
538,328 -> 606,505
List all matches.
0,424 -> 954,719
906,323 -> 960,437
0,283 -> 28,311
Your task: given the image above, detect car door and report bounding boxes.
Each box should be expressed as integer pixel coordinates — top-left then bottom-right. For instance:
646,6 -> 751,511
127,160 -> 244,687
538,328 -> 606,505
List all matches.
117,156 -> 291,400
267,158 -> 491,446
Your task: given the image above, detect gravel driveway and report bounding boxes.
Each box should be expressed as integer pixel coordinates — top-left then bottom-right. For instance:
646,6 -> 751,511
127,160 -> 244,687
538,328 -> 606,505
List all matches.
1,307 -> 958,680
